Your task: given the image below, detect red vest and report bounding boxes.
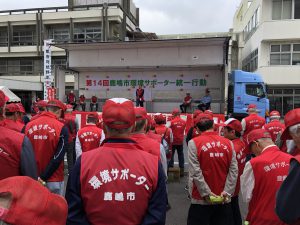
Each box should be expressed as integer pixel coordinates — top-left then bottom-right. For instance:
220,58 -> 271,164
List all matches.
2,118 -> 23,132
68,93 -> 75,103
170,117 -> 186,145
136,88 -> 144,101
243,114 -> 266,138
64,114 -> 77,143
264,120 -> 285,142
25,112 -> 64,182
130,133 -> 161,160
146,131 -> 162,144
79,95 -> 86,103
247,146 -> 291,225
232,138 -> 246,197
191,131 -> 233,200
78,125 -> 102,153
0,126 -> 24,180
155,125 -> 172,147
80,141 -> 158,225
184,96 -> 192,104
91,96 -> 97,103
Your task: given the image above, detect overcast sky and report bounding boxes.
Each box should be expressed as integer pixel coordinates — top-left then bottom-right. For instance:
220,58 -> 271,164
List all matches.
0,0 -> 240,35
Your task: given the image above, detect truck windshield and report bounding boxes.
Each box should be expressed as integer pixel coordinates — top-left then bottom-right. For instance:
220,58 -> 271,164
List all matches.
246,84 -> 265,97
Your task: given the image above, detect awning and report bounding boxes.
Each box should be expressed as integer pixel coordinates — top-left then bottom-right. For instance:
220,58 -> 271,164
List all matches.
0,86 -> 21,102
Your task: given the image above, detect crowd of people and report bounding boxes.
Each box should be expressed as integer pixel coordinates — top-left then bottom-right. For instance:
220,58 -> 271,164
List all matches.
0,88 -> 300,225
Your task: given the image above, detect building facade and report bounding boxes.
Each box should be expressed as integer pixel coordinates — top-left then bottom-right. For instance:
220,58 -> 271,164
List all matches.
0,0 -> 138,111
232,0 -> 300,115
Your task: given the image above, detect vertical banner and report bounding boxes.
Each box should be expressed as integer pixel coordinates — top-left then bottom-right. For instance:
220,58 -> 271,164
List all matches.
47,87 -> 56,101
44,39 -> 53,100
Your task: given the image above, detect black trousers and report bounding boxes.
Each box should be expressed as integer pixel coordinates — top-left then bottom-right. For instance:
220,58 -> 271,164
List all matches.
231,196 -> 242,225
187,203 -> 233,225
136,99 -> 144,107
169,145 -> 184,169
180,104 -> 189,113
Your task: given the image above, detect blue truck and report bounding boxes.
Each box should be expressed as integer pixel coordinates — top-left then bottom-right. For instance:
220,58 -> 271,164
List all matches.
227,70 -> 269,120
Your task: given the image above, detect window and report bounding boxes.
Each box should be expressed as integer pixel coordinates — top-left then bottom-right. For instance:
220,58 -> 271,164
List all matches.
293,44 -> 300,65
244,7 -> 260,41
270,44 -> 300,65
74,23 -> 101,43
242,48 -> 258,72
246,84 -> 265,97
12,26 -> 36,46
52,58 -> 67,68
20,60 -> 33,72
0,60 -> 7,74
272,0 -> 300,19
49,28 -> 70,43
0,27 -> 8,47
295,0 -> 300,19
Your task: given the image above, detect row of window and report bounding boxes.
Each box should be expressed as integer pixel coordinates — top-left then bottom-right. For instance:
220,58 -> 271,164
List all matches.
268,88 -> 300,115
0,24 -> 103,46
270,44 -> 300,65
242,48 -> 258,72
272,0 -> 300,20
243,7 -> 260,41
0,58 -> 66,75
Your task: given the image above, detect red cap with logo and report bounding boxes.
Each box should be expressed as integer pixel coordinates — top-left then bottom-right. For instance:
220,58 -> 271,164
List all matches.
246,129 -> 272,146
15,103 -> 26,114
154,113 -> 166,123
5,103 -> 18,113
134,107 -> 147,121
103,98 -> 135,129
247,104 -> 257,112
281,108 -> 300,140
0,90 -> 9,108
194,113 -> 213,125
270,110 -> 281,118
36,100 -> 48,108
0,176 -> 67,225
47,99 -> 66,111
224,118 -> 242,133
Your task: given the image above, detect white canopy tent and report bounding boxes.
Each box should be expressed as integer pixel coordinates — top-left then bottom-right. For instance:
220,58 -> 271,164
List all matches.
0,86 -> 21,102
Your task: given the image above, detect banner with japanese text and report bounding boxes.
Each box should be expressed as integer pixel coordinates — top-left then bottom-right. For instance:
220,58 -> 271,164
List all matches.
85,73 -> 208,91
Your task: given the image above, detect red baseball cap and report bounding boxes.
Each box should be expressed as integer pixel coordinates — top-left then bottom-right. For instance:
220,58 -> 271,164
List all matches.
224,118 -> 242,133
247,104 -> 257,112
134,107 -> 147,121
5,103 -> 18,113
15,103 -> 26,113
0,90 -> 9,108
246,129 -> 272,147
193,110 -> 202,119
103,98 -> 135,129
87,112 -> 99,119
47,99 -> 66,111
194,113 -> 213,125
204,110 -> 213,116
66,104 -> 73,110
154,114 -> 166,123
36,100 -> 48,108
281,108 -> 300,140
172,108 -> 180,115
0,176 -> 67,225
270,110 -> 281,118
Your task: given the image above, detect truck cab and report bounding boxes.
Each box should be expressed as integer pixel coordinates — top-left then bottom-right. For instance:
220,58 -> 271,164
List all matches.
227,70 -> 269,120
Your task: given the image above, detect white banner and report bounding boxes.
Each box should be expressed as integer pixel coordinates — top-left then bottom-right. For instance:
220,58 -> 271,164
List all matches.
44,39 -> 53,100
85,73 -> 208,91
